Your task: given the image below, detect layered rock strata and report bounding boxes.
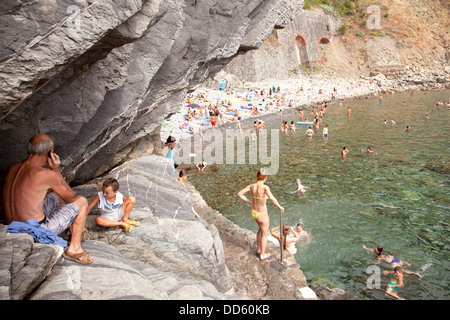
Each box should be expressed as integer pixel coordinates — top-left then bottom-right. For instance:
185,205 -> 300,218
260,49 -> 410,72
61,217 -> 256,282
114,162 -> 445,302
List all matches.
0,0 -> 304,187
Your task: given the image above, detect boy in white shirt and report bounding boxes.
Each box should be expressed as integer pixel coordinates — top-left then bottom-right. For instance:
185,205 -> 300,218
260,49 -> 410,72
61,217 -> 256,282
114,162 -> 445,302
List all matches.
87,178 -> 138,232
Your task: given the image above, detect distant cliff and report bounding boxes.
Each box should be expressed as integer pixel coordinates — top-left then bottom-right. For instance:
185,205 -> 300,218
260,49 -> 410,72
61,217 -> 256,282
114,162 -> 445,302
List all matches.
223,0 -> 449,84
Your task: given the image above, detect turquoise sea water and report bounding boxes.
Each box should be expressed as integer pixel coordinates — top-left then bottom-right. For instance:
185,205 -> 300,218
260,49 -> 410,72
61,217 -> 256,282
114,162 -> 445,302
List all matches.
189,89 -> 449,300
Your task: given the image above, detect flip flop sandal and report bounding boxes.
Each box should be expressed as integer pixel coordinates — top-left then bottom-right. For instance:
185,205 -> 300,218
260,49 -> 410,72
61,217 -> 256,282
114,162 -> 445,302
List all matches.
63,248 -> 93,265
128,220 -> 140,227
124,224 -> 132,232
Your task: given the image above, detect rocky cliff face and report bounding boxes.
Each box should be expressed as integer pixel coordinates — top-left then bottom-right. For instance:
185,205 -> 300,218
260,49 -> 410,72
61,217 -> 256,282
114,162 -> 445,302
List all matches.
0,0 -> 304,187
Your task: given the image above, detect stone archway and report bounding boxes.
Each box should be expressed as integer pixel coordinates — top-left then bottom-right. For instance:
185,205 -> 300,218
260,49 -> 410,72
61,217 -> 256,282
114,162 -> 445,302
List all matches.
293,33 -> 308,65
318,36 -> 330,51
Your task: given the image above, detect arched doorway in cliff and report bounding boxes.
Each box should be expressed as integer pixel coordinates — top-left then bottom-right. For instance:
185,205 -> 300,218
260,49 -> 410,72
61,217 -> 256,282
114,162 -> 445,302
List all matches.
293,33 -> 308,66
318,36 -> 330,57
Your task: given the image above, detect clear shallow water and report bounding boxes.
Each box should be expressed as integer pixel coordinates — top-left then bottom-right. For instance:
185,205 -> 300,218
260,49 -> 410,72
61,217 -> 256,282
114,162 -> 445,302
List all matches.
189,89 -> 450,300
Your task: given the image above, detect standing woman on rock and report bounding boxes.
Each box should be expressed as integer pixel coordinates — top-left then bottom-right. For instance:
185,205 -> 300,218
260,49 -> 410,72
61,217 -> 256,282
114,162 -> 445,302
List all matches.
237,169 -> 284,261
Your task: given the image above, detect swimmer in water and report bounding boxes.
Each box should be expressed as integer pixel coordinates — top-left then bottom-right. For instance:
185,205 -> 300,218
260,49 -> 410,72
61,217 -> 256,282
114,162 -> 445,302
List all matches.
341,146 -> 349,158
270,224 -> 300,254
290,121 -> 296,134
384,266 -> 405,300
296,222 -> 311,243
363,245 -> 422,278
291,178 -> 307,194
366,146 -> 377,155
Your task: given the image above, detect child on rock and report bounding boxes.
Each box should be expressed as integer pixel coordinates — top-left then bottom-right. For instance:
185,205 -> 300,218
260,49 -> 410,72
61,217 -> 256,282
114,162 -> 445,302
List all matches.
88,178 -> 139,232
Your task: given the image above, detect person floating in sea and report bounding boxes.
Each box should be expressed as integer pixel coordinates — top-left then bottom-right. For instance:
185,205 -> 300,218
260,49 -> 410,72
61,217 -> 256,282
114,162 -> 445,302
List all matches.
366,146 -> 377,155
296,222 -> 311,243
87,178 -> 139,233
237,169 -> 284,261
291,178 -> 307,194
270,224 -> 300,254
384,266 -> 405,300
363,244 -> 422,278
178,169 -> 189,183
341,146 -> 349,158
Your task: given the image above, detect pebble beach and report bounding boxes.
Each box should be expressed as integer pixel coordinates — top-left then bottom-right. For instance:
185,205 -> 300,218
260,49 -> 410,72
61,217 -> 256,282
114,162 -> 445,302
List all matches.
161,74 -> 395,142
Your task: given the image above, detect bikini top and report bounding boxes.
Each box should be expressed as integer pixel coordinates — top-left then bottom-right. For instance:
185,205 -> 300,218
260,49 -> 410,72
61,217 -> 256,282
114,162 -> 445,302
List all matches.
253,182 -> 268,200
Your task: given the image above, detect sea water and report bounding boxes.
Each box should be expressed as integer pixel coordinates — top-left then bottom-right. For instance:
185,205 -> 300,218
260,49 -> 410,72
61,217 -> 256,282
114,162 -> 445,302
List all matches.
188,89 -> 449,300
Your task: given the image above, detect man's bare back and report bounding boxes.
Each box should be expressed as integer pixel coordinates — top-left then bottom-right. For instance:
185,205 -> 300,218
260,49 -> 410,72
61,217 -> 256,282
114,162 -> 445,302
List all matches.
4,160 -> 59,224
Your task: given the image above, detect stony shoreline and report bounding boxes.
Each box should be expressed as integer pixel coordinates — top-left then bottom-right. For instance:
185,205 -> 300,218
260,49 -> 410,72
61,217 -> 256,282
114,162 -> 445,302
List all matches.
161,72 -> 449,144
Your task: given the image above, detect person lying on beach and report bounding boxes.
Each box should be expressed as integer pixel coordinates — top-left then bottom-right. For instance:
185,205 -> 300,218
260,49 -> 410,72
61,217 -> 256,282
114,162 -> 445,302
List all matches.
270,224 -> 300,254
87,178 -> 139,233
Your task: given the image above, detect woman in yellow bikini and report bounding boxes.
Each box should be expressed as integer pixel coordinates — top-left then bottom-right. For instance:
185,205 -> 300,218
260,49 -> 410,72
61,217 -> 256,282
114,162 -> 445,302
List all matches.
237,169 -> 284,261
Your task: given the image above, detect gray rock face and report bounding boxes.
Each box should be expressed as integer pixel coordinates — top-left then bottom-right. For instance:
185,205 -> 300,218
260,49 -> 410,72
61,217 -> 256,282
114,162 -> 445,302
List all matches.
0,0 -> 303,186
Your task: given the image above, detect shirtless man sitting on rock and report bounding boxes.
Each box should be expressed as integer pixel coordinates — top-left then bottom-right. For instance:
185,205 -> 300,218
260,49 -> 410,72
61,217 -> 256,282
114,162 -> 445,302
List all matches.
2,134 -> 93,264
